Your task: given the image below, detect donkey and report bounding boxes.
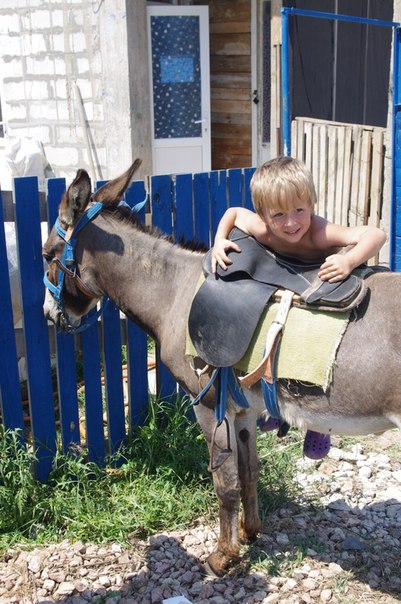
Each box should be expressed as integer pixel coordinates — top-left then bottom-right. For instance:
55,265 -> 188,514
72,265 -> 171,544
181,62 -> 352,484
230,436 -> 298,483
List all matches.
42,160 -> 401,576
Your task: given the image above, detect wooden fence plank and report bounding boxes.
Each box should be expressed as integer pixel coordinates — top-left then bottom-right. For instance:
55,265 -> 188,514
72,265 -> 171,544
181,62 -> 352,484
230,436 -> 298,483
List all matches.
326,126 -> 337,224
291,119 -> 298,159
91,177 -> 126,455
304,121 -> 313,173
342,128 -> 353,226
359,130 -> 372,226
210,170 -> 227,238
151,175 -> 173,234
349,126 -> 362,226
150,174 -> 177,402
298,118 -> 305,162
175,174 -> 194,241
81,320 -> 106,465
14,176 -> 56,481
369,129 -> 384,229
124,180 -> 149,428
47,178 -> 81,452
334,126 -> 345,226
193,172 -> 210,246
311,123 -> 320,201
126,320 -> 148,427
318,124 -> 328,218
0,191 -> 24,432
244,167 -> 255,211
228,168 -> 243,209
102,302 -> 126,456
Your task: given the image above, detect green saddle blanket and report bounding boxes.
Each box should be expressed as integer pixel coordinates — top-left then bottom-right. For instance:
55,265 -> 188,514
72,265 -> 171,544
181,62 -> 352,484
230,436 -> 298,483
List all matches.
234,301 -> 349,390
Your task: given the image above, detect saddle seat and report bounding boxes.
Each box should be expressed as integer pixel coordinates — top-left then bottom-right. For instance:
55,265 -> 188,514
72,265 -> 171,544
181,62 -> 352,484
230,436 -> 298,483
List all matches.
188,227 -> 368,368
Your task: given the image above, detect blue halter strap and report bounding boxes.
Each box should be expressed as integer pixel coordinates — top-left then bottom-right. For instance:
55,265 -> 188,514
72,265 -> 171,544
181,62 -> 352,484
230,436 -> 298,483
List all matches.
43,201 -> 108,333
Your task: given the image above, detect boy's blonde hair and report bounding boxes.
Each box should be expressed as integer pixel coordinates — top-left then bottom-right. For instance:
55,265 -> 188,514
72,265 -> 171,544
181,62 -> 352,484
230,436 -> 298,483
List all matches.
250,156 -> 317,216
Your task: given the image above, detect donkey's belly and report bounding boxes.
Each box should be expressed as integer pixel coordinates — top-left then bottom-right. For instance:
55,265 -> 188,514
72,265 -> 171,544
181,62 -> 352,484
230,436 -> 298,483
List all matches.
281,401 -> 397,436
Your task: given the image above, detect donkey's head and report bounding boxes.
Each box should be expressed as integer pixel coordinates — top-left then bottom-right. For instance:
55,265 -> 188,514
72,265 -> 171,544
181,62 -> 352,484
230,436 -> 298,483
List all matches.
42,159 -> 142,331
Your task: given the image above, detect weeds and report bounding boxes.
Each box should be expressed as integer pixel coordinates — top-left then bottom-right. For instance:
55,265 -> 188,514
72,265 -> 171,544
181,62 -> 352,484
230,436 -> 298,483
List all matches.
0,398 -> 301,556
0,396 -> 214,552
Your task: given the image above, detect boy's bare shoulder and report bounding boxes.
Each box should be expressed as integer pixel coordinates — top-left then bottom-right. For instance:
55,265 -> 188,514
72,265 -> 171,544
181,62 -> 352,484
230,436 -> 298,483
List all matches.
235,208 -> 268,238
309,215 -> 331,243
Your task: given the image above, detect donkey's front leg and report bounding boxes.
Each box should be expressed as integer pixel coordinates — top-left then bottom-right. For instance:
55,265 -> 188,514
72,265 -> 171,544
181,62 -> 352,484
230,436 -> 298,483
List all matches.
194,404 -> 241,575
235,410 -> 262,543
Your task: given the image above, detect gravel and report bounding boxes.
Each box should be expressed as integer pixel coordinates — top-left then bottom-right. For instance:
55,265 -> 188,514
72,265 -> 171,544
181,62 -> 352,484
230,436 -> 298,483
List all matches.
1,432 -> 401,604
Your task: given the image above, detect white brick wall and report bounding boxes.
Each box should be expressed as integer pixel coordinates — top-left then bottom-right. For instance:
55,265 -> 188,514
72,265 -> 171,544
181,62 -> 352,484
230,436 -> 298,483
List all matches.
0,0 -> 152,184
0,0 -> 107,182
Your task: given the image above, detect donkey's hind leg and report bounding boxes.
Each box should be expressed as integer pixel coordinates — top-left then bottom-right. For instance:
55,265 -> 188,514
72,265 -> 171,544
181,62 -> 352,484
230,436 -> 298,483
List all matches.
235,410 -> 262,544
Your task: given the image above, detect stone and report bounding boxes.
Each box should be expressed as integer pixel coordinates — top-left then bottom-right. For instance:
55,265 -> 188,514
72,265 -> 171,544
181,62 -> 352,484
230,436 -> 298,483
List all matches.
342,537 -> 366,550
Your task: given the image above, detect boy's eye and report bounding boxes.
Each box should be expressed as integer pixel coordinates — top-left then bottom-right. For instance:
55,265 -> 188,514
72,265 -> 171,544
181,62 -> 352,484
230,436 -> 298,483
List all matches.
295,207 -> 304,213
272,211 -> 284,218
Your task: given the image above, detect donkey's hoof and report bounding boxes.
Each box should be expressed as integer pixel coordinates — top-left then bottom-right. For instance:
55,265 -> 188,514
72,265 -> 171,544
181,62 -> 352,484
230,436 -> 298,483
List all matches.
204,549 -> 240,576
239,528 -> 259,545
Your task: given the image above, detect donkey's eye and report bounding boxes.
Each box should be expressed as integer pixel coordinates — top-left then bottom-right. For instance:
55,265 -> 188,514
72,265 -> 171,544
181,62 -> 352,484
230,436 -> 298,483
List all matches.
43,253 -> 54,264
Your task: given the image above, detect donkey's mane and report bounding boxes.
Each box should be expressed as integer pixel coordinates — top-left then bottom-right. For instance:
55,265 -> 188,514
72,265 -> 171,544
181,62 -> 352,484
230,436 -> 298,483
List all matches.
100,202 -> 208,253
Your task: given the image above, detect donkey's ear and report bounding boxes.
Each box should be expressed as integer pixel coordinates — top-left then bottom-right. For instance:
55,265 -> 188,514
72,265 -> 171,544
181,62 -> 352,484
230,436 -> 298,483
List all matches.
92,158 -> 142,204
59,169 -> 92,226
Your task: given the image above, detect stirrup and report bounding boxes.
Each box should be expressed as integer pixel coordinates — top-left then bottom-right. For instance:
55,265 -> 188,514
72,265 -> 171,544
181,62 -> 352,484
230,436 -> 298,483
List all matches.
208,417 -> 232,472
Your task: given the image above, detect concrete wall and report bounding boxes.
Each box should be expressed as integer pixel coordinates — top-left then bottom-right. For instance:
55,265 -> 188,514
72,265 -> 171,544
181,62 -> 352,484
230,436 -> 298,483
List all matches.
0,0 -> 151,187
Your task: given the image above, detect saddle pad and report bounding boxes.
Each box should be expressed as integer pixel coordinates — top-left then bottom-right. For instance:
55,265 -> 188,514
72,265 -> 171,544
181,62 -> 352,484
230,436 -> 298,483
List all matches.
236,302 -> 349,390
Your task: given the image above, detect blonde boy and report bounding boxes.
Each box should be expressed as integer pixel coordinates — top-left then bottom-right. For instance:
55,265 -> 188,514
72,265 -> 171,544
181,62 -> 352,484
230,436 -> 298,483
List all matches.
212,156 -> 386,280
211,156 -> 386,458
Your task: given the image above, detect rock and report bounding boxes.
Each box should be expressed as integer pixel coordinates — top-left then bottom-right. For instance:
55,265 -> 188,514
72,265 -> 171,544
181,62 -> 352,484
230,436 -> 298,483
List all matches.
55,581 -> 76,596
342,536 -> 366,550
320,588 -> 332,602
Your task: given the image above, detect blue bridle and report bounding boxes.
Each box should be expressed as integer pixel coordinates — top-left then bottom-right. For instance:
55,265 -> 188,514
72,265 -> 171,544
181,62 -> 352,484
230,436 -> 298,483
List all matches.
43,201 -> 109,333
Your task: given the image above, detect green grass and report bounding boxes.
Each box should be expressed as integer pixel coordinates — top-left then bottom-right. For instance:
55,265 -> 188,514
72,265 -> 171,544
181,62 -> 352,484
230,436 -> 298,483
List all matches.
0,400 -> 301,556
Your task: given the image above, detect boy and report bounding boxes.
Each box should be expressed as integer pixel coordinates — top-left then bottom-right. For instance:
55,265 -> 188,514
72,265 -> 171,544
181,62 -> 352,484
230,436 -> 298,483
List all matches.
211,156 -> 386,459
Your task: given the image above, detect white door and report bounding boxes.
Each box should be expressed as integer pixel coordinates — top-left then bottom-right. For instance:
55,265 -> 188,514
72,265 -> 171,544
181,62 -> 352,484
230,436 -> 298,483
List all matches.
147,5 -> 211,175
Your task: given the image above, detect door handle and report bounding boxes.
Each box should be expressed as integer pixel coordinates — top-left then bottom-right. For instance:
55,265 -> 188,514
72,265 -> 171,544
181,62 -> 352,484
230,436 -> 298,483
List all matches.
194,119 -> 206,124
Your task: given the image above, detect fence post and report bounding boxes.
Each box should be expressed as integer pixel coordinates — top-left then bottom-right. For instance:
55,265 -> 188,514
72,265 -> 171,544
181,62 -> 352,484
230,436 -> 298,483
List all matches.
47,178 -> 82,453
0,191 -> 24,433
14,176 -> 56,481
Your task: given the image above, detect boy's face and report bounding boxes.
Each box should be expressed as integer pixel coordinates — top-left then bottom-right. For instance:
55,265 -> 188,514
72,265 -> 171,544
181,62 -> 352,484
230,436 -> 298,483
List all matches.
262,199 -> 312,244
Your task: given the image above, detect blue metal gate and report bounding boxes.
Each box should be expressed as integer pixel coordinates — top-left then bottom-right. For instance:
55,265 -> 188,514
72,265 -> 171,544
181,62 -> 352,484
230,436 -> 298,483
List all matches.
280,7 -> 401,270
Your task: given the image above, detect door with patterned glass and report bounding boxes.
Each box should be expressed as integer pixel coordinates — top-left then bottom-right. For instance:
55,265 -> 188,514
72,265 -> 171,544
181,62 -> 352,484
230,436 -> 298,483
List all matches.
147,5 -> 211,175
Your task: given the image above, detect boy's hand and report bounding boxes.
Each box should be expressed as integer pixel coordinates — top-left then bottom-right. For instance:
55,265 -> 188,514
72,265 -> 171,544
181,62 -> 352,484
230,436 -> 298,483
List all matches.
211,239 -> 241,273
318,254 -> 353,283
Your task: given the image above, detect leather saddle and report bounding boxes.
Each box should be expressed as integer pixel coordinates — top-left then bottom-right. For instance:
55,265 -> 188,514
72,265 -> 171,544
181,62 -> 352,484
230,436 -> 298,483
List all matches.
188,227 -> 368,367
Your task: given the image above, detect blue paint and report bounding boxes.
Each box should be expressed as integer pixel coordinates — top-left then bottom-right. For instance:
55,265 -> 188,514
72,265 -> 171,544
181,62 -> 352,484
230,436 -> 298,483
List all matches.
194,172 -> 210,246
175,173 -> 194,241
14,176 -> 56,481
0,191 -> 24,432
151,174 -> 178,402
210,170 -> 227,238
47,178 -> 81,452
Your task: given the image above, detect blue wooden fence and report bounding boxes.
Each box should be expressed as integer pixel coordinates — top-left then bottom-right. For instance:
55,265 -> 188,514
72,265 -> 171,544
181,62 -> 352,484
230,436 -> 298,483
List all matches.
0,167 -> 255,480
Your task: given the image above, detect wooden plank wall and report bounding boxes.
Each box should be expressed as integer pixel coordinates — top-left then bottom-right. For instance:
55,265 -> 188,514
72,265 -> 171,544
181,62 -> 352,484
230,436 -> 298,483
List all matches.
194,0 -> 252,169
292,117 -> 386,263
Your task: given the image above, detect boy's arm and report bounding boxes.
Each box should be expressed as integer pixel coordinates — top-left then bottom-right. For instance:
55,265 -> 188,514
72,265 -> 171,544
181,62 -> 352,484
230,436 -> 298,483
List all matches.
316,222 -> 387,282
211,207 -> 260,272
